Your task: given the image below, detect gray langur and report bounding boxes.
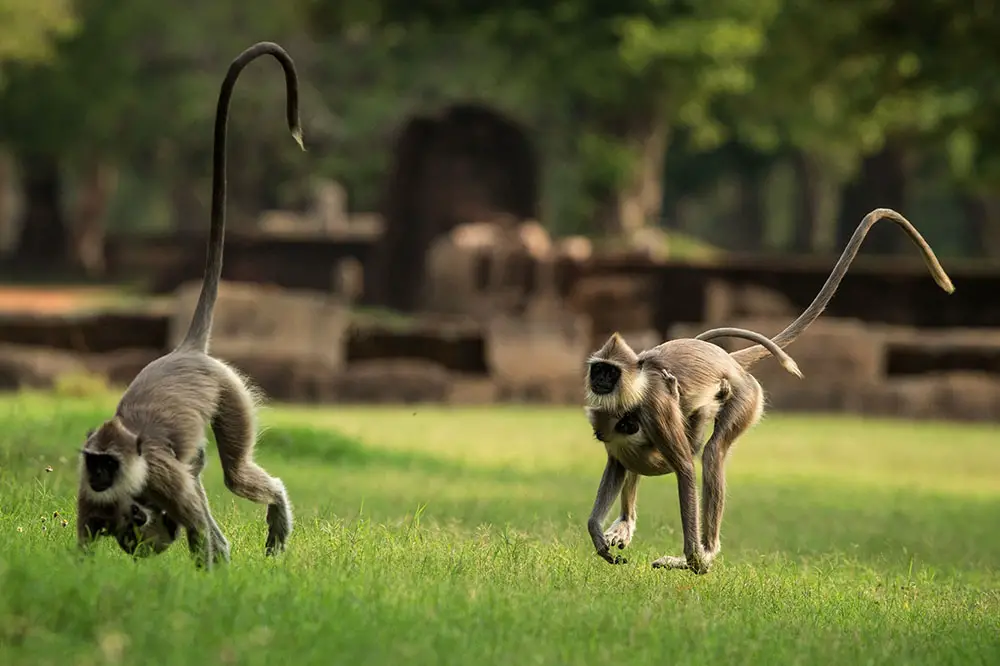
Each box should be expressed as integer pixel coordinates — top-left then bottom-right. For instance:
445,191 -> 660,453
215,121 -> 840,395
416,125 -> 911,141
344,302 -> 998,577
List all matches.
583,209 -> 955,573
75,41 -> 306,568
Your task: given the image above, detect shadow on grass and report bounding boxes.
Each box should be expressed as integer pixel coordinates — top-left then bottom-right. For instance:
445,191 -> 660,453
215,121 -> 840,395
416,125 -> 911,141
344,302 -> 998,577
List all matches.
257,425 -> 535,483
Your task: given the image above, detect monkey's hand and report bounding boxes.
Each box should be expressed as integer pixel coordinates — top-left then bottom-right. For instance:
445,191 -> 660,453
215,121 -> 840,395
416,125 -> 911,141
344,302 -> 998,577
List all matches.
603,517 -> 635,550
596,541 -> 627,565
588,520 -> 627,565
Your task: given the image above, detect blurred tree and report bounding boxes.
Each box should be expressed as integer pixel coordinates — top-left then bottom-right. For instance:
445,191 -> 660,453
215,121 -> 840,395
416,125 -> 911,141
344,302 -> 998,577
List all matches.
0,0 -> 308,274
717,0 -> 976,254
0,0 -> 77,264
0,0 -> 76,76
306,0 -> 786,239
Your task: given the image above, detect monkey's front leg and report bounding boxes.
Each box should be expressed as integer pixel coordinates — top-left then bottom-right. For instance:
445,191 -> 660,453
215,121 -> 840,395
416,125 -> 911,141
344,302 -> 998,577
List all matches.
588,455 -> 627,564
604,471 -> 640,550
144,455 -> 215,570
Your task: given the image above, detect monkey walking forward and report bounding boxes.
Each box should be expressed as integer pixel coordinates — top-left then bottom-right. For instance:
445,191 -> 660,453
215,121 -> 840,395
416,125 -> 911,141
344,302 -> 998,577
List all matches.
76,41 -> 306,567
585,327 -> 802,568
583,209 -> 955,574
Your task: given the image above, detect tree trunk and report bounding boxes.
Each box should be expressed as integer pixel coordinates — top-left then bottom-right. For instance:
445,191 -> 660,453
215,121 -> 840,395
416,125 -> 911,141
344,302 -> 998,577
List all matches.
734,166 -> 766,251
591,109 -> 670,240
960,193 -> 1000,258
791,151 -> 821,252
14,154 -> 69,270
836,141 -> 908,253
69,161 -> 118,277
724,143 -> 771,251
0,150 -> 19,256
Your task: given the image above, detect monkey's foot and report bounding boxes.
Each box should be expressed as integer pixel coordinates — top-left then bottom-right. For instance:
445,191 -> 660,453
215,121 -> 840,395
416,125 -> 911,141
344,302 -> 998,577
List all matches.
265,503 -> 291,556
651,550 -> 713,574
603,518 -> 635,550
264,533 -> 285,557
212,537 -> 231,564
651,555 -> 688,570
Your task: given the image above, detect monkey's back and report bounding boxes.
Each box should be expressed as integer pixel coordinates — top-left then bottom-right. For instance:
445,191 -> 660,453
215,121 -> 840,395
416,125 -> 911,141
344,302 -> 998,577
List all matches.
639,339 -> 749,412
114,350 -> 228,459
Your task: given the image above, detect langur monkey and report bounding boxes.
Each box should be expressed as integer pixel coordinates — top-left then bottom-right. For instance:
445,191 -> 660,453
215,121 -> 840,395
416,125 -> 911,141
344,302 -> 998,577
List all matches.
75,41 -> 306,567
585,327 -> 802,566
583,209 -> 955,573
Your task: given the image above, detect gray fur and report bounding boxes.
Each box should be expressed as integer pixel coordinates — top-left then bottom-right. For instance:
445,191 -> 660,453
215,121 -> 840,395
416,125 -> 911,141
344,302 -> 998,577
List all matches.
75,42 -> 303,567
583,208 -> 954,574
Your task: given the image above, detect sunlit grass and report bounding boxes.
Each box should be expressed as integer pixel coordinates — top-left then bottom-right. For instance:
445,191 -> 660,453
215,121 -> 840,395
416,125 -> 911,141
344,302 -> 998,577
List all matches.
0,392 -> 997,665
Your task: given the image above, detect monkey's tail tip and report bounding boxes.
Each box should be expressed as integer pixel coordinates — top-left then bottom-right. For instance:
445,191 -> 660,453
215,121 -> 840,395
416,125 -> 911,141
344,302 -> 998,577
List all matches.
291,125 -> 305,151
783,360 -> 804,379
937,274 -> 955,294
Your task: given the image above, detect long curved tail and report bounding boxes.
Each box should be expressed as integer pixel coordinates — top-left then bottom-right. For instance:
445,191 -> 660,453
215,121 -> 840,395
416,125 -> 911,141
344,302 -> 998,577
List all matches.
695,327 -> 803,378
728,208 -> 954,370
179,42 -> 305,352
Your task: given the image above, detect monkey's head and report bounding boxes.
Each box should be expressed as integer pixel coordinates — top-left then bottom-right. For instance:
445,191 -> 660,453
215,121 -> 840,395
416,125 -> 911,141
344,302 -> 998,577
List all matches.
79,418 -> 148,504
115,501 -> 180,558
585,333 -> 648,412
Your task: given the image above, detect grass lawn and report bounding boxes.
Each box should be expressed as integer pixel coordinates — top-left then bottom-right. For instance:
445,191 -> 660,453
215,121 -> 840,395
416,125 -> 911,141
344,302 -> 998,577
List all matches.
0,392 -> 997,665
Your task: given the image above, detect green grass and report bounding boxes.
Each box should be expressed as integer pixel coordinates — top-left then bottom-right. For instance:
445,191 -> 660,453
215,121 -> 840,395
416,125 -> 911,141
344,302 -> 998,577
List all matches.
0,393 -> 998,665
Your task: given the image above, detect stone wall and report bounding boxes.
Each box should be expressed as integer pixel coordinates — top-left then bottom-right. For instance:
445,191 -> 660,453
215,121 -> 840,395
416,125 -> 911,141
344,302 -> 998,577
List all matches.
0,271 -> 998,421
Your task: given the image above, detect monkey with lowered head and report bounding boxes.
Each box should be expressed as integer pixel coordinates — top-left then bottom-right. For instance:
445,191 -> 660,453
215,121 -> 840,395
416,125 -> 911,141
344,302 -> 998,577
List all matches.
583,208 -> 955,574
584,326 -> 802,566
76,41 -> 306,567
113,449 -> 213,558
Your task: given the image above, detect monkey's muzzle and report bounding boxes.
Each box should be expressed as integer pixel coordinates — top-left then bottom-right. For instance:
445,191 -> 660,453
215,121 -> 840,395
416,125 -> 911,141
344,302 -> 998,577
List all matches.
589,362 -> 621,395
117,506 -> 180,557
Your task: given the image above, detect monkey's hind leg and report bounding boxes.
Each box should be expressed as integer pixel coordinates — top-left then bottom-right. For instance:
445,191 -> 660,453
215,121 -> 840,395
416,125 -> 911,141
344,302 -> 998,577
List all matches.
700,376 -> 764,564
213,365 -> 293,556
604,471 -> 640,550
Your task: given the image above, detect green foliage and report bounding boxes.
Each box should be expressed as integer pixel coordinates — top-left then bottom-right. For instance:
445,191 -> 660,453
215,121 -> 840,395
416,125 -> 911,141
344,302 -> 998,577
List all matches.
0,396 -> 999,664
0,0 -> 76,77
3,0 -> 1000,244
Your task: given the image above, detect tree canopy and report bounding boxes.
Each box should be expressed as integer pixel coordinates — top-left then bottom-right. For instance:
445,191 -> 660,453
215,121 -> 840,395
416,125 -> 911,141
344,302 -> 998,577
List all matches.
1,0 -> 1000,269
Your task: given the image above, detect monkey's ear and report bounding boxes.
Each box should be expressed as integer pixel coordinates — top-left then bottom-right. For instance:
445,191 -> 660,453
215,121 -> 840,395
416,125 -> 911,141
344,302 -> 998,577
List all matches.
135,435 -> 143,456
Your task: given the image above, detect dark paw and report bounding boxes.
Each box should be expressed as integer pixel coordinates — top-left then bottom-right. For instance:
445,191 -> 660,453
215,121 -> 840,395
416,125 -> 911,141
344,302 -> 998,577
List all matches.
597,548 -> 628,565
265,532 -> 286,557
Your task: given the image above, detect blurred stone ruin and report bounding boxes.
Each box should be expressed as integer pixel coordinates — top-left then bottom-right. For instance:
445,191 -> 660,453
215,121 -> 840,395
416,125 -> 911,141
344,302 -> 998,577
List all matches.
0,249 -> 999,423
257,177 -> 384,238
1,95 -> 999,422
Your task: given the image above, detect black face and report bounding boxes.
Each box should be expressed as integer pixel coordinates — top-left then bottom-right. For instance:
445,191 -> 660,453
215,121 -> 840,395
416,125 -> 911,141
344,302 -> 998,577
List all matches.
614,410 -> 641,436
589,362 -> 621,395
84,452 -> 120,493
116,504 -> 180,556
